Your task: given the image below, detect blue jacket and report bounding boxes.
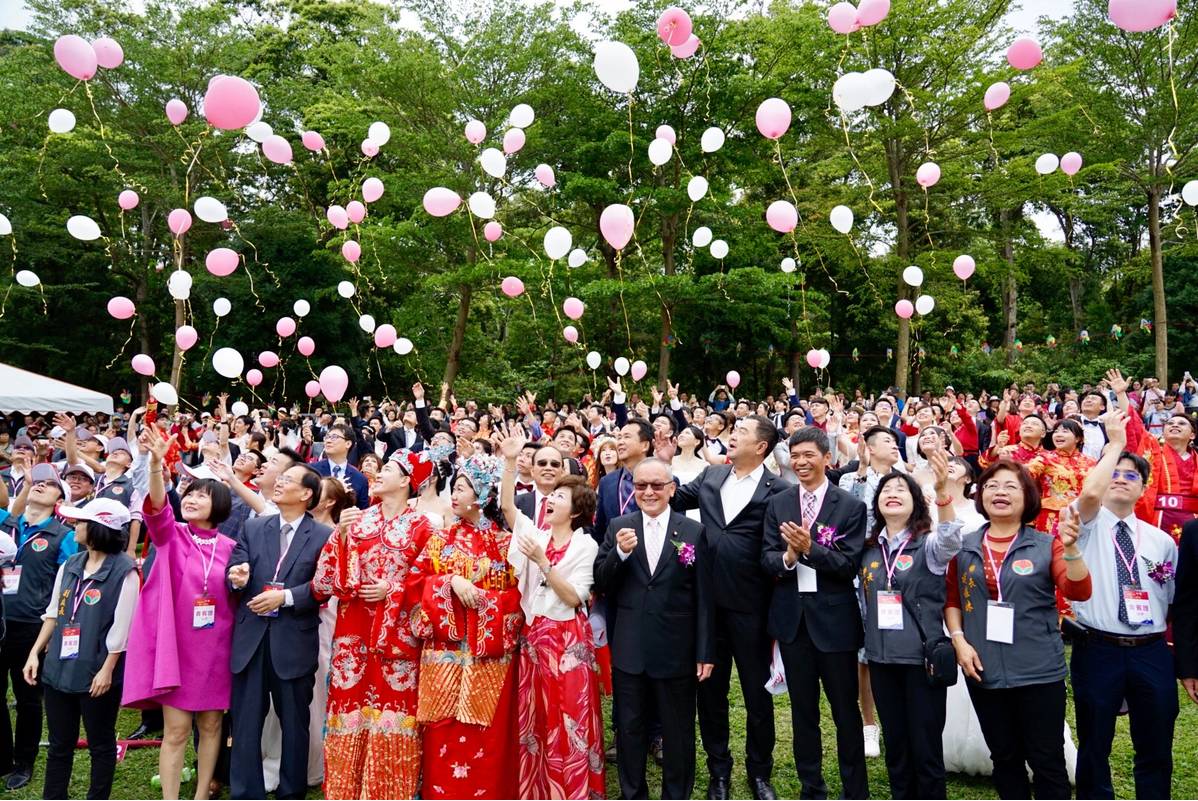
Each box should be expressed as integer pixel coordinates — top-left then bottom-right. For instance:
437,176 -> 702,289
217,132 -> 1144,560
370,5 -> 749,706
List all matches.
312,459 -> 370,509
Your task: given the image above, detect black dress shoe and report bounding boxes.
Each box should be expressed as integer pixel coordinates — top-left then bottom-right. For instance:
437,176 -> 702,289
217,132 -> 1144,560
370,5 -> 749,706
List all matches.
5,766 -> 31,791
649,735 -> 664,767
750,777 -> 778,800
707,775 -> 731,800
127,722 -> 161,740
605,743 -> 618,764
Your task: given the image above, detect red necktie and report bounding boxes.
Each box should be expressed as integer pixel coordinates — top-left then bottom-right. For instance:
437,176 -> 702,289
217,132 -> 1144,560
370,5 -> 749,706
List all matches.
537,496 -> 549,530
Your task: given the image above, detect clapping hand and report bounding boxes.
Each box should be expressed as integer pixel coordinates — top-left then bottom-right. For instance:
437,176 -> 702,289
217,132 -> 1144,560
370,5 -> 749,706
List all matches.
780,521 -> 812,563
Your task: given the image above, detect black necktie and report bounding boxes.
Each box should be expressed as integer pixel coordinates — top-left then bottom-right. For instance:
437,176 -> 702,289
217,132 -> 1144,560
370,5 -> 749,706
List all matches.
1114,521 -> 1138,625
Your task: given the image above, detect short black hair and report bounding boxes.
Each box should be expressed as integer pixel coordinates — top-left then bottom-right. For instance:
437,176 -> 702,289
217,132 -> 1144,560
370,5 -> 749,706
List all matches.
788,426 -> 829,455
181,478 -> 233,526
289,464 -> 324,511
862,425 -> 896,446
1117,451 -> 1151,484
651,412 -> 678,436
276,447 -> 305,466
744,414 -> 780,454
975,460 -> 1040,525
623,418 -> 654,445
83,521 -> 126,554
707,411 -> 728,432
1079,390 -> 1108,411
809,397 -> 830,408
329,422 -> 354,441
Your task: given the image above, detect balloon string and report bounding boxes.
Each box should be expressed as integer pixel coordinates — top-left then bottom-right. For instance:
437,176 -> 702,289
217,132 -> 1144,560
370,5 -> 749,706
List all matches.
625,95 -> 636,195
1165,21 -> 1181,164
83,81 -> 132,189
105,317 -> 136,370
614,249 -> 633,351
838,115 -> 885,216
986,112 -> 1000,166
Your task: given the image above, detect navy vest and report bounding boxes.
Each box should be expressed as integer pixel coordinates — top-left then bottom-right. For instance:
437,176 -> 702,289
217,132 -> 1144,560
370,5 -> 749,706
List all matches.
2,515 -> 72,623
42,552 -> 135,694
860,533 -> 947,666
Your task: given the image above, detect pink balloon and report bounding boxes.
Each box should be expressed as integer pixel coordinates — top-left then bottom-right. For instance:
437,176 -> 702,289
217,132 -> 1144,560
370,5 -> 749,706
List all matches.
828,2 -> 860,34
1060,151 -> 1083,176
165,99 -> 189,125
346,200 -> 366,224
131,354 -> 155,376
258,350 -> 280,368
563,325 -> 579,344
535,164 -> 556,188
725,370 -> 741,389
895,299 -> 914,319
362,177 -> 384,203
203,75 -> 260,130
599,204 -> 635,250
464,119 -> 486,144
168,208 -> 192,236
656,7 -> 693,47
175,325 -> 198,351
301,130 -> 325,151
422,187 -> 461,217
374,324 -> 397,349
983,81 -> 1011,112
501,276 -> 525,298
766,200 -> 798,233
297,336 -> 315,357
304,379 -> 322,399
245,368 -> 263,387
670,35 -> 700,59
275,316 -> 296,337
1109,0 -> 1176,32
341,240 -> 361,263
107,296 -> 135,320
806,349 -> 821,368
756,97 -> 791,140
630,361 -> 648,382
319,365 -> 350,402
502,128 -> 526,155
261,135 -> 293,165
118,190 -> 139,211
326,205 -> 349,230
361,139 -> 379,157
655,125 -> 677,145
563,297 -> 585,320
856,0 -> 890,26
484,221 -> 503,242
92,37 -> 123,69
54,35 -> 98,81
1007,37 -> 1042,71
916,162 -> 941,188
205,247 -> 239,277
953,255 -> 976,280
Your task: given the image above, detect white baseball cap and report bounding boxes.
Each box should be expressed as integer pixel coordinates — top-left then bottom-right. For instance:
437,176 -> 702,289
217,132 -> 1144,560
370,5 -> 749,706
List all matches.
58,498 -> 131,529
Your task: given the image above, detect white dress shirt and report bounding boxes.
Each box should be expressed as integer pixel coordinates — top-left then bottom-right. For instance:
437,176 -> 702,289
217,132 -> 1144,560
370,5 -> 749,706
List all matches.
328,460 -> 349,480
1074,506 -> 1176,635
617,508 -> 672,574
784,479 -> 830,574
1080,417 -> 1106,461
720,463 -> 764,524
277,513 -> 306,608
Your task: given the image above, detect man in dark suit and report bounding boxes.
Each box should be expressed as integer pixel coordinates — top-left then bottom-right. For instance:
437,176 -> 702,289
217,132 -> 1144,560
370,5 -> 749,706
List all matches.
671,414 -> 785,800
595,457 -> 715,800
311,422 -> 369,508
514,442 -> 566,528
226,464 -> 332,799
1173,518 -> 1198,714
761,426 -> 869,799
594,418 -> 653,544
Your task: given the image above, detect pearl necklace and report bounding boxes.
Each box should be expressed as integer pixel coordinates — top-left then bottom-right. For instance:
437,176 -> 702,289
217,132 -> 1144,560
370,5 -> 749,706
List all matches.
188,527 -> 218,546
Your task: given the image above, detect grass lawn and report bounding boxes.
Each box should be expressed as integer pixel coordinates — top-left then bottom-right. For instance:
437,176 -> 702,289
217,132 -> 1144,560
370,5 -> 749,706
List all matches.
6,652 -> 1197,799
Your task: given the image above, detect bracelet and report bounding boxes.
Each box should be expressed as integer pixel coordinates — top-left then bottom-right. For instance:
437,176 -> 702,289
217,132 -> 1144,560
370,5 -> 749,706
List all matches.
1062,551 -> 1084,562
935,496 -> 954,507
949,630 -> 965,638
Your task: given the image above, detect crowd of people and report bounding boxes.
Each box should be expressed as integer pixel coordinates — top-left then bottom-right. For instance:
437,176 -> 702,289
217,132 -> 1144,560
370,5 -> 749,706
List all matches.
0,366 -> 1195,800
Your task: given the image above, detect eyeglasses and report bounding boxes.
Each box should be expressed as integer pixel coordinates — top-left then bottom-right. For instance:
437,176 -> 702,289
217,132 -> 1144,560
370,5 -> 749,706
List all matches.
535,459 -> 562,468
982,482 -> 1022,493
633,481 -> 670,492
323,434 -> 346,442
1111,470 -> 1142,483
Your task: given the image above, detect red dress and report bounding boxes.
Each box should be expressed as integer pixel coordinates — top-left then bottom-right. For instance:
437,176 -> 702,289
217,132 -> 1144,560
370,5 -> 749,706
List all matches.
408,517 -> 523,799
517,538 -> 606,800
312,507 -> 433,800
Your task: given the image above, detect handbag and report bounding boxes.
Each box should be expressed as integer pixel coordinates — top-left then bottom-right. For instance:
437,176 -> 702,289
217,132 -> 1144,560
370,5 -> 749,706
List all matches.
899,592 -> 958,688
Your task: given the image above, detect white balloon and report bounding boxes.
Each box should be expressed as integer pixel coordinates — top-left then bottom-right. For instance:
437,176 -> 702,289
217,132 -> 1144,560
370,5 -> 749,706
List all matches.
1035,153 -> 1060,175
509,103 -> 535,129
710,239 -> 729,259
780,257 -> 796,273
66,215 -> 101,241
692,226 -> 713,248
213,297 -> 231,317
915,294 -> 935,315
15,270 -> 39,287
861,68 -> 896,107
829,205 -> 854,234
231,401 -> 249,417
613,356 -> 630,376
479,147 -> 507,178
468,191 -> 496,219
902,265 -> 924,287
358,313 -> 375,332
211,347 -> 244,379
544,226 -> 572,260
48,108 -> 76,134
832,71 -> 870,112
567,248 -> 587,268
687,176 -> 709,202
337,280 -> 356,298
368,121 -> 391,146
648,138 -> 672,166
1181,180 -> 1198,206
245,121 -> 273,143
700,127 -> 725,153
593,41 -> 639,94
151,381 -> 179,406
194,196 -> 228,223
168,270 -> 192,300
0,214 -> 9,236
393,337 -> 414,355
586,351 -> 602,370
293,299 -> 310,317
816,349 -> 830,369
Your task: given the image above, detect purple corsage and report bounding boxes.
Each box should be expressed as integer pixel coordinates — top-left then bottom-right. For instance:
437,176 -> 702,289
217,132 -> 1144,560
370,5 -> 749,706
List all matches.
672,539 -> 696,567
1142,556 -> 1175,586
814,523 -> 844,549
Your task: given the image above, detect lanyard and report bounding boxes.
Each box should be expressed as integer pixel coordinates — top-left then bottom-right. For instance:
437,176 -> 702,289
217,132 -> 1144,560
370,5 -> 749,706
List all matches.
68,577 -> 96,624
271,524 -> 297,582
1111,520 -> 1141,586
983,535 -> 1016,603
189,527 -> 220,597
618,471 -> 637,515
12,519 -> 50,559
879,534 -> 910,591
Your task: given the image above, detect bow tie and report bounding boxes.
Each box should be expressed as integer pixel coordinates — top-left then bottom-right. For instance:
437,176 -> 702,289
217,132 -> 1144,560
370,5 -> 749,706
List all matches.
515,481 -> 534,493
1083,419 -> 1103,426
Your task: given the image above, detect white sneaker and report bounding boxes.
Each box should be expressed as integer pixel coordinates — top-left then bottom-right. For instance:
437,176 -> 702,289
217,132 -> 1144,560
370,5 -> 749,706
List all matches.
863,724 -> 881,758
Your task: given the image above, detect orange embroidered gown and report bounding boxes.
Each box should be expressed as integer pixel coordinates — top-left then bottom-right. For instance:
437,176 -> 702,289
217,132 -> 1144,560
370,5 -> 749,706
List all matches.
1026,449 -> 1096,535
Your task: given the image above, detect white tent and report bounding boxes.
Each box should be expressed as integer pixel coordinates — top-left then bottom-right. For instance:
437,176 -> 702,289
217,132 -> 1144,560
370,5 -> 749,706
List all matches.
0,363 -> 114,414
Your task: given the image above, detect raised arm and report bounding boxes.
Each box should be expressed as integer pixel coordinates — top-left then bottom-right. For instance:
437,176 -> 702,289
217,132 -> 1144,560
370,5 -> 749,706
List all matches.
143,425 -> 171,513
494,423 -> 526,531
1078,409 -> 1129,524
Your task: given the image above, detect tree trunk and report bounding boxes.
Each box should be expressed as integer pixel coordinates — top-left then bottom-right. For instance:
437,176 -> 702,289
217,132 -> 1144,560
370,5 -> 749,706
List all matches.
885,138 -> 911,393
442,283 -> 472,392
1147,187 -> 1168,382
999,208 -> 1017,364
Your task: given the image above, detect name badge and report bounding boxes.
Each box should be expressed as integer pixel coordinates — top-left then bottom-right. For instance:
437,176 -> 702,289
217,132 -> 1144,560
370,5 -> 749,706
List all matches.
60,626 -> 81,660
262,581 -> 285,617
193,597 -> 216,629
795,562 -> 817,593
1123,588 -> 1153,626
986,600 -> 1015,644
877,591 -> 903,631
2,565 -> 20,595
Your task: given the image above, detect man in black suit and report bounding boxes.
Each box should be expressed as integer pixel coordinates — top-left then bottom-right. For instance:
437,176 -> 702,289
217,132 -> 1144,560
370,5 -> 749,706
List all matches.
671,415 -> 785,800
595,458 -> 715,800
226,464 -> 332,800
514,442 -> 566,528
761,426 -> 869,799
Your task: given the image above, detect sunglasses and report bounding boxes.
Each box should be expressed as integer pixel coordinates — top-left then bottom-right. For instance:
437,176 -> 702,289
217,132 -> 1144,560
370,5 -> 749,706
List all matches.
535,459 -> 562,468
633,481 -> 670,492
1111,470 -> 1142,483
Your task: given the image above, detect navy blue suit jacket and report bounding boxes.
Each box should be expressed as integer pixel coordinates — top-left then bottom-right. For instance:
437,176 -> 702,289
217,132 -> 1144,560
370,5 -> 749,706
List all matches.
312,459 -> 370,509
595,467 -> 637,546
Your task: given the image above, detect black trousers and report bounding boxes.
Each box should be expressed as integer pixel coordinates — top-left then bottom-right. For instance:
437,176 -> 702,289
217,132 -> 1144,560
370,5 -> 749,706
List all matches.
868,661 -> 947,800
229,636 -> 314,800
0,619 -> 45,772
967,679 -> 1070,800
42,684 -> 122,799
698,604 -> 775,781
777,620 -> 868,799
612,667 -> 696,800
